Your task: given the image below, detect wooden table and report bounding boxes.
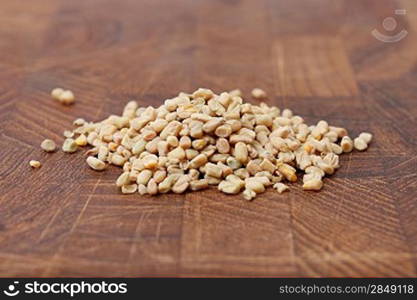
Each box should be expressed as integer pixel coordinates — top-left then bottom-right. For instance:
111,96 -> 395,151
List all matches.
0,0 -> 416,277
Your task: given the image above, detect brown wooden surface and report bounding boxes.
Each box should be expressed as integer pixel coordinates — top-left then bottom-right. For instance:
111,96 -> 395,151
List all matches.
0,0 -> 416,277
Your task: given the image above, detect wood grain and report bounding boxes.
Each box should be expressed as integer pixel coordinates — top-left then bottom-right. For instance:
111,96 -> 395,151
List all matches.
0,0 -> 416,277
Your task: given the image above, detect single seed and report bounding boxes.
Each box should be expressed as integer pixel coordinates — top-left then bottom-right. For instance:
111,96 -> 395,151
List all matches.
354,137 -> 368,151
62,138 -> 78,153
51,88 -> 64,100
234,142 -> 248,164
190,179 -> 209,191
116,172 -> 131,187
251,88 -> 267,99
40,139 -> 56,152
359,132 -> 373,144
274,183 -> 289,194
242,189 -> 256,201
147,179 -> 158,195
59,90 -> 75,105
86,156 -> 106,171
341,136 -> 353,153
172,175 -> 189,193
29,160 -> 41,168
218,180 -> 242,194
302,178 -> 323,191
75,134 -> 87,146
121,184 -> 138,194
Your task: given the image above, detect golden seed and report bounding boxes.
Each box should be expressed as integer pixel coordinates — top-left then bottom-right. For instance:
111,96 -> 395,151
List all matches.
29,160 -> 41,168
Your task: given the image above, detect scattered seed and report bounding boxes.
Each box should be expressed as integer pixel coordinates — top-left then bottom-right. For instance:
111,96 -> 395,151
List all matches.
52,87 -> 371,201
40,139 -> 56,152
29,160 -> 41,168
251,88 -> 267,99
354,137 -> 368,151
274,182 -> 289,194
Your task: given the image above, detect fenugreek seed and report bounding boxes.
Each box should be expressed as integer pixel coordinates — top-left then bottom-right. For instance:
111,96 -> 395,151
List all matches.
216,138 -> 230,154
251,88 -> 267,99
40,139 -> 56,152
229,89 -> 242,97
116,172 -> 131,187
147,179 -> 158,195
341,136 -> 353,153
51,88 -> 64,100
217,162 -> 233,177
192,88 -> 213,100
179,136 -> 192,149
192,139 -> 207,150
62,138 -> 78,153
63,130 -> 74,138
260,158 -> 276,173
331,143 -> 343,155
160,121 -> 182,139
234,142 -> 248,164
167,136 -> 179,147
354,137 -> 368,151
153,170 -> 167,183
189,154 -> 208,169
29,160 -> 41,168
185,149 -> 199,160
172,175 -> 190,193
150,119 -> 168,133
245,177 -> 265,193
59,90 -> 75,105
226,156 -> 241,170
132,140 -> 147,155
138,184 -> 148,195
142,129 -> 157,141
158,174 -> 180,193
302,178 -> 323,191
215,124 -> 232,138
190,179 -> 209,191
277,163 -> 297,182
167,147 -> 186,160
142,154 -> 158,169
242,188 -> 256,201
234,168 -> 249,179
204,163 -> 223,178
136,169 -> 153,185
329,126 -> 348,138
86,156 -> 106,171
274,182 -> 289,194
72,118 -> 86,126
359,132 -> 373,144
218,180 -> 242,194
246,160 -> 262,176
121,184 -> 138,194
75,134 -> 87,146
111,154 -> 126,166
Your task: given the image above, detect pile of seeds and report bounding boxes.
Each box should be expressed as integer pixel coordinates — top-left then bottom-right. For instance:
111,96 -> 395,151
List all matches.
38,88 -> 372,200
